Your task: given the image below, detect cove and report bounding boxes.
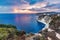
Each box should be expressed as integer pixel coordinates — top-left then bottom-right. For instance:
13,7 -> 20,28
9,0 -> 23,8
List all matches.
0,14 -> 45,33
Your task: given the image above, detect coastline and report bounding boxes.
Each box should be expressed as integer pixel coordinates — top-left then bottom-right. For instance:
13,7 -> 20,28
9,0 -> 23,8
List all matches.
37,16 -> 52,30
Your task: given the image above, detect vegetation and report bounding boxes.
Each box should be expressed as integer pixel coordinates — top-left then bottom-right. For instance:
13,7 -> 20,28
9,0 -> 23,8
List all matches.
0,24 -> 17,40
0,24 -> 16,29
49,15 -> 60,25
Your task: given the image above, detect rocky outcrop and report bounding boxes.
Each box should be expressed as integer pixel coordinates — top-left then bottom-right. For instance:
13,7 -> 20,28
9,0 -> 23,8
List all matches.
39,14 -> 60,40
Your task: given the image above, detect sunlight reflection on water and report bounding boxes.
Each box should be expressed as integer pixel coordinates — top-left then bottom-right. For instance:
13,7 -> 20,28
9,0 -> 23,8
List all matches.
0,14 -> 45,33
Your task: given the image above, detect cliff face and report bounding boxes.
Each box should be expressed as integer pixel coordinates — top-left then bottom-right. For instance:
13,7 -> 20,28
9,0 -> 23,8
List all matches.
39,14 -> 60,40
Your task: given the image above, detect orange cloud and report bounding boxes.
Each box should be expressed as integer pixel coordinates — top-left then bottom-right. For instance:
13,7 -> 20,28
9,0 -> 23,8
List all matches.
12,2 -> 47,13
13,7 -> 37,14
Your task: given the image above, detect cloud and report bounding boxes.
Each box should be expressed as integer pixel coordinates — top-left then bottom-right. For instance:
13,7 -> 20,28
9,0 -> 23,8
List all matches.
44,0 -> 60,4
0,0 -> 60,13
12,2 -> 48,13
0,6 -> 12,13
0,1 -> 48,13
0,0 -> 29,6
25,0 -> 44,5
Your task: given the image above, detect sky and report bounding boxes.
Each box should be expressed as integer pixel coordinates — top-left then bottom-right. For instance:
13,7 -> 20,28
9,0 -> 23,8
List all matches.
0,0 -> 60,13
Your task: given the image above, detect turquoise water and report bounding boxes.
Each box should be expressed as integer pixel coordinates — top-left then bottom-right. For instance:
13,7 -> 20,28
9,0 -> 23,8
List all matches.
0,14 -> 45,33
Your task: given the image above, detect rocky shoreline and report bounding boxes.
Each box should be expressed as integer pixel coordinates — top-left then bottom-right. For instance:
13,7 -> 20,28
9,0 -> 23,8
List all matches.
38,14 -> 60,40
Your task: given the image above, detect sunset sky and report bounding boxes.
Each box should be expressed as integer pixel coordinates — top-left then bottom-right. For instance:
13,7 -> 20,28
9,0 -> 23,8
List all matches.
0,0 -> 60,13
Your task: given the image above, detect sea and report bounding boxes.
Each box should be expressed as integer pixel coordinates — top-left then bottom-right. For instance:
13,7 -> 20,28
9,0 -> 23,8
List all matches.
0,13 -> 45,33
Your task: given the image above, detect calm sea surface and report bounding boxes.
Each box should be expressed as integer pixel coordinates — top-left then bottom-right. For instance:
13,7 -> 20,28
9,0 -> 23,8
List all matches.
0,14 -> 45,33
